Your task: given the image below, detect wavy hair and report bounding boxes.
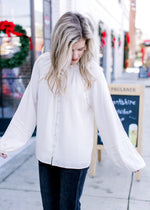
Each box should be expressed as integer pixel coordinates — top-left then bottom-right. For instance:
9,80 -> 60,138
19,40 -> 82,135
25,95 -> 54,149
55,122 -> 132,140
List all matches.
46,12 -> 96,95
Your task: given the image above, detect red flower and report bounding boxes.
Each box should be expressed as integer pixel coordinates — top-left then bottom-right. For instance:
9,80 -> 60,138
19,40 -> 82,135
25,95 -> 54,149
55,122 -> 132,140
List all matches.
100,31 -> 107,48
102,31 -> 107,38
126,32 -> 130,44
125,60 -> 128,68
101,37 -> 106,47
113,37 -> 116,48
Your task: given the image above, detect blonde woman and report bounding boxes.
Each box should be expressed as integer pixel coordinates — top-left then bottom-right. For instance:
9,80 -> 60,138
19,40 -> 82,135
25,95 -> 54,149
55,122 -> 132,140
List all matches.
0,12 -> 145,210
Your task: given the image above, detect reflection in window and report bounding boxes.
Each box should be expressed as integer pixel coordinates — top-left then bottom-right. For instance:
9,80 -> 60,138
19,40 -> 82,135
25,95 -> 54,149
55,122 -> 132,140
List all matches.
34,0 -> 44,58
0,0 -> 31,35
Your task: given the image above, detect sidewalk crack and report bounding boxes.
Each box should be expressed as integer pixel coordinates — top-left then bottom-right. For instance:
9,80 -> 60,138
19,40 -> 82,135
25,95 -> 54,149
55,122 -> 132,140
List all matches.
127,172 -> 134,210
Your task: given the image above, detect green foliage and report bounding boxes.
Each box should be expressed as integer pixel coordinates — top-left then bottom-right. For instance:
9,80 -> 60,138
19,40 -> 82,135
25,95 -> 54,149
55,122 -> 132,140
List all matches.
124,32 -> 129,68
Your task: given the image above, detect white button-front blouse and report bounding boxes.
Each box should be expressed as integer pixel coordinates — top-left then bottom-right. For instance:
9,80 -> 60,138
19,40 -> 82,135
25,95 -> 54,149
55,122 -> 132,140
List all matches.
0,52 -> 146,171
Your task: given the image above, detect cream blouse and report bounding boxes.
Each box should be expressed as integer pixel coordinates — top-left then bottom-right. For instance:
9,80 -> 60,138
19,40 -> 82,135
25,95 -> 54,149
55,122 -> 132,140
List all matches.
0,52 -> 146,171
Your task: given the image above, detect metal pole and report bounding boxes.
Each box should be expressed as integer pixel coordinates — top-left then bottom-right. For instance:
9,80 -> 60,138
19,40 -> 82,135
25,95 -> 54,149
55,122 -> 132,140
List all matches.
0,36 -> 4,118
43,0 -> 52,52
50,0 -> 52,33
30,0 -> 36,68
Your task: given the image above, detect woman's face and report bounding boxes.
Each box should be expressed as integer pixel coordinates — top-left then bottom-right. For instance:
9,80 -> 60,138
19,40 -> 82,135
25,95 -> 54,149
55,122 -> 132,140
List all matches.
71,38 -> 86,65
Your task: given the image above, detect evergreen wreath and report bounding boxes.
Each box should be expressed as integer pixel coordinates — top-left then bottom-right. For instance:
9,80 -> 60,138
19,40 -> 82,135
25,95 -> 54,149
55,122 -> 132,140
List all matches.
0,20 -> 33,69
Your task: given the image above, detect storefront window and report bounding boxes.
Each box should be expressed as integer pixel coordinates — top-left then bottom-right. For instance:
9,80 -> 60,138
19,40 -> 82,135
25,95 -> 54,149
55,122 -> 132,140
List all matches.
0,0 -> 31,120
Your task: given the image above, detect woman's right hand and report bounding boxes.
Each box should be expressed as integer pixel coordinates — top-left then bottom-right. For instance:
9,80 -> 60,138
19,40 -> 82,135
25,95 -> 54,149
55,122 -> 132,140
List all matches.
0,153 -> 7,159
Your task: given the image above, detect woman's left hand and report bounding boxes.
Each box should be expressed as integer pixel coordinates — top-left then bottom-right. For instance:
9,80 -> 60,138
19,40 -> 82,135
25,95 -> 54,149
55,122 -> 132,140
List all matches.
0,153 -> 7,159
134,170 -> 140,173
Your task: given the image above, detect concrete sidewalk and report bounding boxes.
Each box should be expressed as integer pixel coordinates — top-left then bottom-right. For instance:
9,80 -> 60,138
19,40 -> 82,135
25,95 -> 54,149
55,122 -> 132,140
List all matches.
0,71 -> 150,210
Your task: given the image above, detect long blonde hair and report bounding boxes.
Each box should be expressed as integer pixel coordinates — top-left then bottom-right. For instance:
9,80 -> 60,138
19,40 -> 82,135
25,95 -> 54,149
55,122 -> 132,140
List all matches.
46,12 -> 96,95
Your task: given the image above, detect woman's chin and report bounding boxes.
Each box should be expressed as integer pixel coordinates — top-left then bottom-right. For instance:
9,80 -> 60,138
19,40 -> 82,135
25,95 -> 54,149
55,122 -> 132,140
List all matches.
71,60 -> 79,65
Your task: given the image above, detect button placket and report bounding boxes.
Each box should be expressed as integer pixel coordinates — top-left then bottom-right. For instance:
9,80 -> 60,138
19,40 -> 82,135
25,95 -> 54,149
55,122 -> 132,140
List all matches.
51,96 -> 61,164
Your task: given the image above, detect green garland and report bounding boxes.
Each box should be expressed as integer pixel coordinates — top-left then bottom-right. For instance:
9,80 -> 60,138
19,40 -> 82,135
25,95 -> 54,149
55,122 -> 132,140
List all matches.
123,32 -> 130,68
0,24 -> 30,69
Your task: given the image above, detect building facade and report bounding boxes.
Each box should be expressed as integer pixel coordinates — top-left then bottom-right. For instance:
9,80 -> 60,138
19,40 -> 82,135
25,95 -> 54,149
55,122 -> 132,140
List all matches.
51,0 -> 130,82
